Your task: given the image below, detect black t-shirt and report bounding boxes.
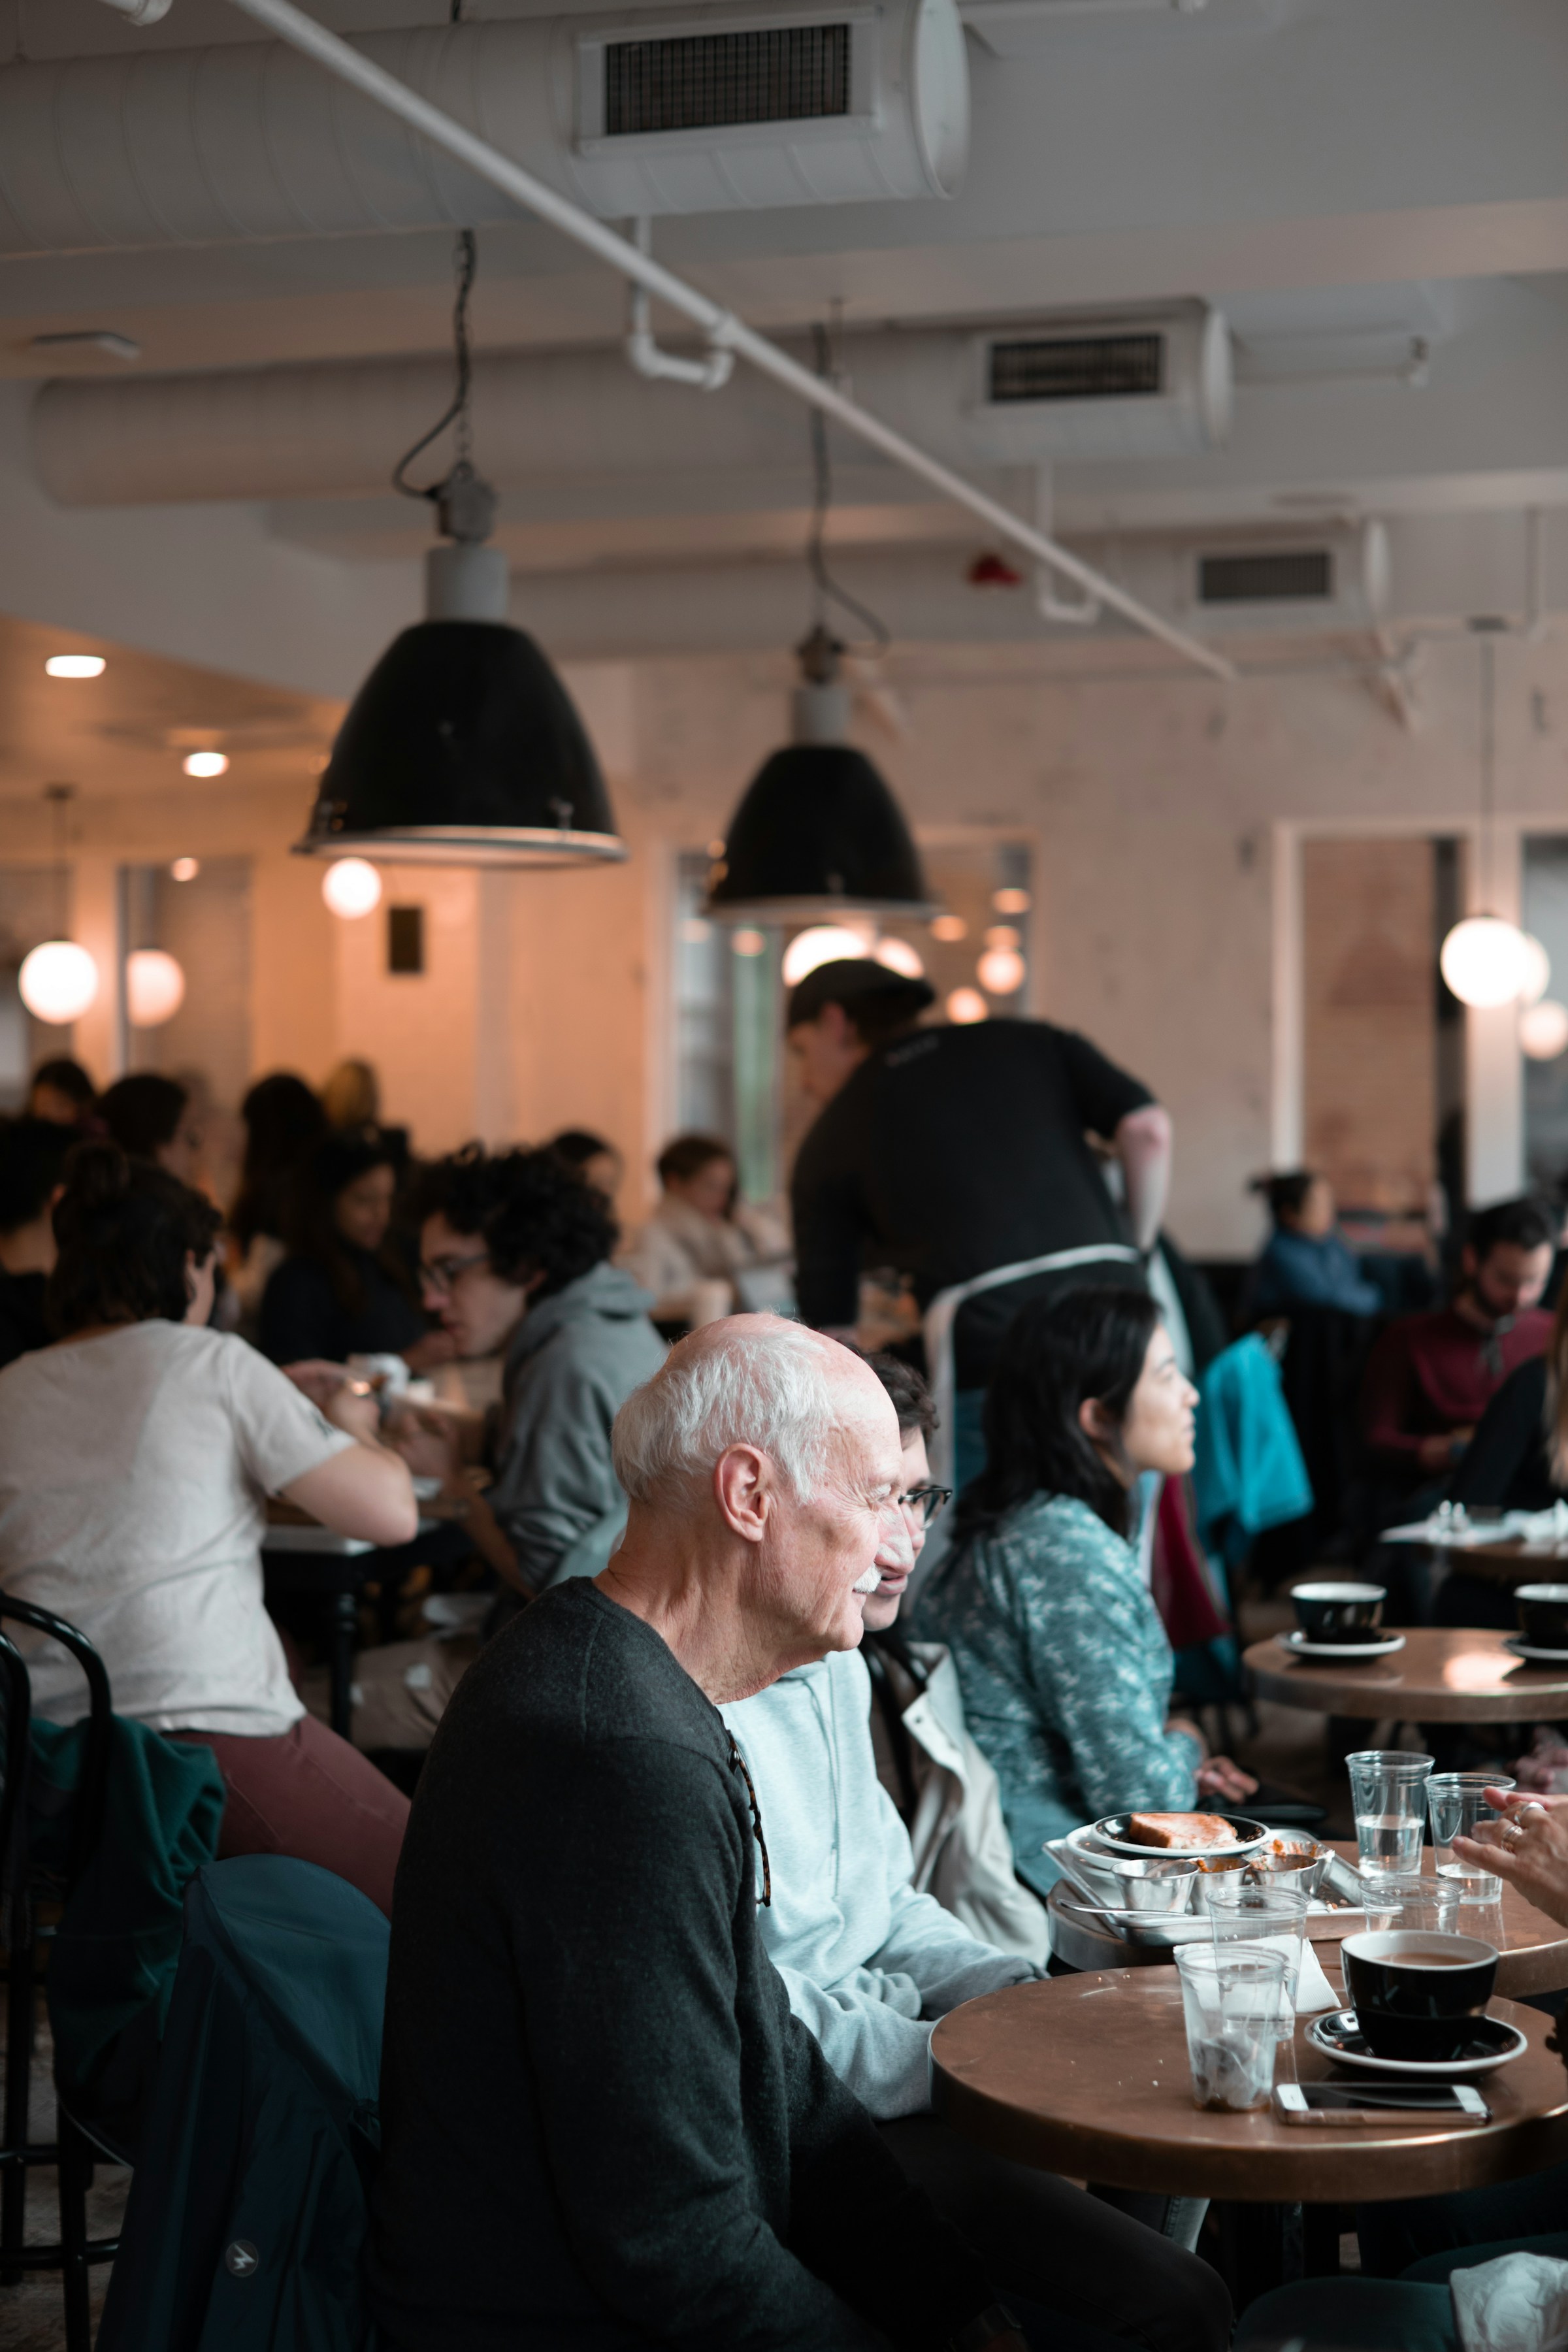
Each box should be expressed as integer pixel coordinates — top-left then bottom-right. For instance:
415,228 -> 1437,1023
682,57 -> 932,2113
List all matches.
257,1247 -> 426,1365
792,1017 -> 1154,1340
368,1580 -> 988,2352
0,1269 -> 50,1372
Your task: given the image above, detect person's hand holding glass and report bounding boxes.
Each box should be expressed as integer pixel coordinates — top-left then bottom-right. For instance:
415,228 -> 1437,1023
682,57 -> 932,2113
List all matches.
1454,1791 -> 1568,1929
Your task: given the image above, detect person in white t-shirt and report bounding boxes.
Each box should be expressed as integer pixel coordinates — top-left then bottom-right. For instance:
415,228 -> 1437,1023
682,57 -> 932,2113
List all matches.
0,1142 -> 417,1914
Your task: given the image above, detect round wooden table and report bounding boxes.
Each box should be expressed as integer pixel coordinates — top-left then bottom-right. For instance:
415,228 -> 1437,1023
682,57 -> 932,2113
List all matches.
1463,1539 -> 1568,1590
932,1970 -> 1568,2202
1046,1840 -> 1568,1997
1243,1627 -> 1568,1720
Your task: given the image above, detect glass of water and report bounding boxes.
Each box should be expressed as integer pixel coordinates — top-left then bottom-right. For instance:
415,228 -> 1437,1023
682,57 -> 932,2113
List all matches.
1175,1945 -> 1288,2112
1358,1870 -> 1460,1935
1205,1881 -> 1311,2036
1347,1750 -> 1434,1879
1426,1772 -> 1516,1903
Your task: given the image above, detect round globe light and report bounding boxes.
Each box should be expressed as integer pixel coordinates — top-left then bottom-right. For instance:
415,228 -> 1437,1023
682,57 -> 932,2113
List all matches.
1520,934 -> 1552,1007
1521,999 -> 1568,1060
977,947 -> 1026,996
781,924 -> 868,987
170,857 -> 200,883
730,928 -> 766,958
930,915 -> 967,943
182,750 -> 229,779
321,858 -> 384,920
993,887 -> 1030,915
874,937 -> 925,979
19,939 -> 99,1024
946,987 -> 988,1025
1439,916 -> 1532,1009
125,949 -> 186,1027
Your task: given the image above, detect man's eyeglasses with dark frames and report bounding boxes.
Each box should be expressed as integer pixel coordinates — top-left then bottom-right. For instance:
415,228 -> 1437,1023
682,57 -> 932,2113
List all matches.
419,1249 -> 491,1294
898,1482 -> 953,1529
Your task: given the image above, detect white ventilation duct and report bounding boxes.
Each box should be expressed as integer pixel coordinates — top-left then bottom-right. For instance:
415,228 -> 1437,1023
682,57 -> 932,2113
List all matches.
0,2 -> 966,253
966,305 -> 1231,462
33,318 -> 1230,508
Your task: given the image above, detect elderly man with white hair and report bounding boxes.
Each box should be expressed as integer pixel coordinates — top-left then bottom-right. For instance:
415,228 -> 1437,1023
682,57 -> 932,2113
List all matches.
369,1316 -> 1033,2352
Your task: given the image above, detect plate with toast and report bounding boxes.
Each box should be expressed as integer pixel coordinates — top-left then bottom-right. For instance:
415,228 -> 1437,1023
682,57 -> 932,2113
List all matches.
1087,1810 -> 1271,1860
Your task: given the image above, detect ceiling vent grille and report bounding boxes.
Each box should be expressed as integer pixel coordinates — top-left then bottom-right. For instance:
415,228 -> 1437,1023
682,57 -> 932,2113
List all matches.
604,25 -> 853,135
988,332 -> 1164,405
1198,548 -> 1333,604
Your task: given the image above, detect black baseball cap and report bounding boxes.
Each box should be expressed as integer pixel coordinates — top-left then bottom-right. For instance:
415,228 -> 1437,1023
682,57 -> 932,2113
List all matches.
785,956 -> 936,1031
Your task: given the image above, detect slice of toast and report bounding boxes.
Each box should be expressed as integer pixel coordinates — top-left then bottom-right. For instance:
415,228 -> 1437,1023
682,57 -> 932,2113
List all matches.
1124,1812 -> 1239,1852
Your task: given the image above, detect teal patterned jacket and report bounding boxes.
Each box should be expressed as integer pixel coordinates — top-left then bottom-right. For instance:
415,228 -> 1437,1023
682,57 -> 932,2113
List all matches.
911,1492 -> 1203,1899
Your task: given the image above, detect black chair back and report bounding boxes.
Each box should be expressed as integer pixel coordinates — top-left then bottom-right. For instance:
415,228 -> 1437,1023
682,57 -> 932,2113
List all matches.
0,1595 -> 113,1891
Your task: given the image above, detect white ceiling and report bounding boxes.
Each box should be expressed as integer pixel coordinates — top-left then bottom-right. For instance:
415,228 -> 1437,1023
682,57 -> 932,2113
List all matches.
1,0 -> 1565,671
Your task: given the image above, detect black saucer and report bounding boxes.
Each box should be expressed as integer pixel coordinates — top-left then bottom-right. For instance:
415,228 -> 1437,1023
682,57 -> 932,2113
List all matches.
1309,2008 -> 1526,2078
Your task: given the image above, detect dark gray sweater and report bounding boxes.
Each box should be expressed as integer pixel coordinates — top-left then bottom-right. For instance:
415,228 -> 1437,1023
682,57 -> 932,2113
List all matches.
368,1581 -> 990,2352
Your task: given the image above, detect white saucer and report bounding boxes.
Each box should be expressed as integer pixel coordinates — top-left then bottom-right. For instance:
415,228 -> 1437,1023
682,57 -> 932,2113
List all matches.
1281,1629 -> 1407,1661
1307,2009 -> 1526,2080
1503,1637 -> 1568,1665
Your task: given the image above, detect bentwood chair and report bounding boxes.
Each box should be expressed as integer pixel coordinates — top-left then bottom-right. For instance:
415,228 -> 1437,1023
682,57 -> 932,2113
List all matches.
0,1594 -> 123,2352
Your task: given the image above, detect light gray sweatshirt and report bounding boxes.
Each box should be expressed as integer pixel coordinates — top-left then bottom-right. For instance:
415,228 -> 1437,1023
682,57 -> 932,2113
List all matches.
721,1644 -> 1040,2119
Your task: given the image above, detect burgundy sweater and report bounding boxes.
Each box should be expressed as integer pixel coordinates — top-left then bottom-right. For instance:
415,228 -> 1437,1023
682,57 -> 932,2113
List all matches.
1362,1305 -> 1553,1467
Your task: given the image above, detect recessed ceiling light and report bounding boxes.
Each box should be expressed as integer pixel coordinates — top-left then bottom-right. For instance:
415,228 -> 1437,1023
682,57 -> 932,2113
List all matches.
45,654 -> 105,679
183,751 -> 229,778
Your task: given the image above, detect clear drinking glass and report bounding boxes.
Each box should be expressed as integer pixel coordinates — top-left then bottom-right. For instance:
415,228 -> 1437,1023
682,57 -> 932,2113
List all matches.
1347,1750 -> 1434,1878
1175,1945 -> 1288,2112
1205,1882 -> 1311,2036
1357,1871 -> 1461,1935
1426,1772 -> 1516,1904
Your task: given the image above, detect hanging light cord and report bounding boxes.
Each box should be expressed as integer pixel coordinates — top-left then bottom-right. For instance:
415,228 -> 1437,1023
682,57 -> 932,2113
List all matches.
393,228 -> 478,502
806,322 -> 889,653
1478,632 -> 1495,907
46,783 -> 71,938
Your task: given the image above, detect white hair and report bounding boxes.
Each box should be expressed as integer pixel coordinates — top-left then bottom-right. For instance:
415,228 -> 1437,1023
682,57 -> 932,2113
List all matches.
612,1317 -> 841,1505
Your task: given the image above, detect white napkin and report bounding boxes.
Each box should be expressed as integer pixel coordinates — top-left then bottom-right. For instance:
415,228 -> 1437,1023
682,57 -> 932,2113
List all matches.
1451,2255 -> 1568,2352
1293,1940 -> 1339,2014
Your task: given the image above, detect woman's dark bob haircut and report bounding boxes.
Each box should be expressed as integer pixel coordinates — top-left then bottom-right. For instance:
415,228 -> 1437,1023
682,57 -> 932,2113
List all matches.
48,1141 -> 222,1335
963,1284 -> 1163,1540
97,1072 -> 189,1163
417,1144 -> 617,1298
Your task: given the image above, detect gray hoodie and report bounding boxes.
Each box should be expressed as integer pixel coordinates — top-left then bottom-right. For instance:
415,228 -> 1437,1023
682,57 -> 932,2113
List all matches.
485,1260 -> 665,1601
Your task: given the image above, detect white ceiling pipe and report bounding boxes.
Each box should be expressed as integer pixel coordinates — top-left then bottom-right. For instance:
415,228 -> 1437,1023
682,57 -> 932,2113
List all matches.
35,327 -> 1216,508
84,0 -> 1232,682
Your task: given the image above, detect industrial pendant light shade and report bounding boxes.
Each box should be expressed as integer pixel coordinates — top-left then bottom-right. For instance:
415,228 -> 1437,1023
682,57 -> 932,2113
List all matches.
706,627 -> 933,922
297,610 -> 624,869
297,231 -> 623,872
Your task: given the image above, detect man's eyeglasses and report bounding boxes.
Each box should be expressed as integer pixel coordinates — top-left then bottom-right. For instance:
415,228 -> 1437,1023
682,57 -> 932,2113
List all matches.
418,1249 -> 491,1294
898,1482 -> 953,1529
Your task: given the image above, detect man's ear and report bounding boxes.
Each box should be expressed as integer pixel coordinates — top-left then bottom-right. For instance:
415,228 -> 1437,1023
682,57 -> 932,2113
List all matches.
713,1444 -> 771,1544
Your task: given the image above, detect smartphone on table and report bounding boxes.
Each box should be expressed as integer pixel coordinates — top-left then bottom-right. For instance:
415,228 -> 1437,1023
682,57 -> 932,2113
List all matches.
1273,2083 -> 1490,2125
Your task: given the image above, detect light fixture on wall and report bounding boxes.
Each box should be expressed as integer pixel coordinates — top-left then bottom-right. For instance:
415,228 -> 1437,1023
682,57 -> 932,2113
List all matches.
946,987 -> 988,1025
125,947 -> 186,1027
44,653 -> 105,680
321,858 -> 384,919
183,749 -> 229,779
1439,632 -> 1532,1009
706,326 -> 933,927
294,234 -> 623,871
977,946 -> 1026,996
18,785 -> 99,1026
1521,1000 -> 1568,1060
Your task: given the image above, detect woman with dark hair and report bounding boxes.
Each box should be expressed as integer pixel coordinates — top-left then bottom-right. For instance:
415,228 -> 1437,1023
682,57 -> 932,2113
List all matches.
26,1057 -> 97,1128
0,1142 -> 417,1912
913,1286 -> 1254,1898
335,1145 -> 666,1748
258,1129 -> 446,1369
621,1131 -> 791,1327
1249,1168 -> 1381,1316
97,1071 -> 204,1185
227,1072 -> 329,1329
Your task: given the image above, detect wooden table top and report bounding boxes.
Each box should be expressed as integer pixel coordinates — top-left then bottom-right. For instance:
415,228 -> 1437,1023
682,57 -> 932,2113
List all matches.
1463,1539 -> 1568,1589
1243,1627 -> 1568,1720
932,1971 -> 1568,2201
1046,1840 -> 1568,1998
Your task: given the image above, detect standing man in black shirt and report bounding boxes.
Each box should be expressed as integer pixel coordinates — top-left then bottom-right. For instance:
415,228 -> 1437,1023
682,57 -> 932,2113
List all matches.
787,960 -> 1171,1485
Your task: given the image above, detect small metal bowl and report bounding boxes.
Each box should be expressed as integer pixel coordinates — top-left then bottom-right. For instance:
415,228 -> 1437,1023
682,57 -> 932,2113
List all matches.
1191,1840 -> 1330,1910
1072,1853 -> 1200,1915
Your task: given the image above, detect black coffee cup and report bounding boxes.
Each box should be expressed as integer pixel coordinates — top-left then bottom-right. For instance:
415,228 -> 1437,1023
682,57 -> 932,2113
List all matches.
1516,1586 -> 1568,1651
1292,1582 -> 1386,1645
1341,1930 -> 1498,2061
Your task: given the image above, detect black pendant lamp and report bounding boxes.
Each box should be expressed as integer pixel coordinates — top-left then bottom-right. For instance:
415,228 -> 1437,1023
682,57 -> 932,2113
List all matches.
295,235 -> 624,872
706,626 -> 932,921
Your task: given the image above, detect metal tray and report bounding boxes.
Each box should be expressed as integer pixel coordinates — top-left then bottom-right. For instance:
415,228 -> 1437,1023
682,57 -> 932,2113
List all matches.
1047,1829 -> 1367,1951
